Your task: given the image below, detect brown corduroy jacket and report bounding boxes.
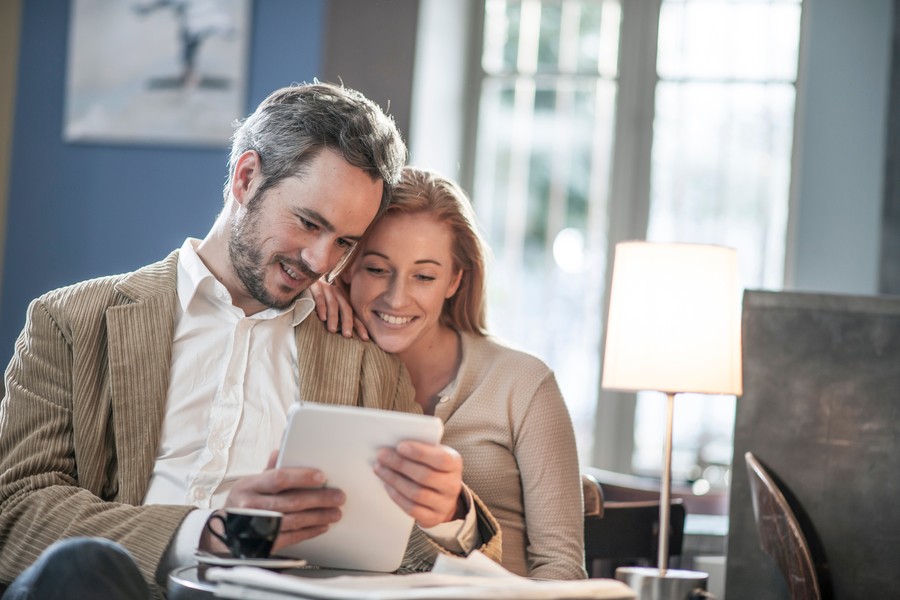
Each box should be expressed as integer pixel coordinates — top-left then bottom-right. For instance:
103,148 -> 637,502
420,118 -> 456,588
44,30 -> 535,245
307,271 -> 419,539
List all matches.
0,250 -> 500,597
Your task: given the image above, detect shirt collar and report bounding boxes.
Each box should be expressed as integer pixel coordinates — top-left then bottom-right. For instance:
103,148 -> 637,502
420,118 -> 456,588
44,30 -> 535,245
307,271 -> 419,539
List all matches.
176,238 -> 315,325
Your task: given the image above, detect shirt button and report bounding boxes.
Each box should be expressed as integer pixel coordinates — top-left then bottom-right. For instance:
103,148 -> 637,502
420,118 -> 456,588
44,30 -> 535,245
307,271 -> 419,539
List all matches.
439,396 -> 449,404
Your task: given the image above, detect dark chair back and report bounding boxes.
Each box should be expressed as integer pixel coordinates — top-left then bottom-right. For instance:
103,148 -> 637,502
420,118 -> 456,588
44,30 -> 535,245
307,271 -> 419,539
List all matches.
584,499 -> 686,578
745,451 -> 821,600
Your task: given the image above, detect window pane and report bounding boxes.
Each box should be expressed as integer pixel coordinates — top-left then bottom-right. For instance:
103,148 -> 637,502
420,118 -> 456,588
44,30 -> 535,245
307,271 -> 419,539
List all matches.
473,76 -> 618,463
483,0 -> 621,76
633,391 -> 737,483
536,2 -> 562,71
483,0 -> 523,74
649,81 -> 795,287
633,0 -> 800,490
658,0 -> 801,81
635,81 -> 796,484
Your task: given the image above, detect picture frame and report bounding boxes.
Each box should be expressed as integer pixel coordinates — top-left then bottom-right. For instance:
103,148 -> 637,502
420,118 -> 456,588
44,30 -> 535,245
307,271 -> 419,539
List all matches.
64,0 -> 252,147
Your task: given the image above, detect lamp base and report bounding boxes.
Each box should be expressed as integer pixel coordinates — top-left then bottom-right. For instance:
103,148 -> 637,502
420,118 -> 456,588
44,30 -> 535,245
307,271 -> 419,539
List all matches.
615,566 -> 709,600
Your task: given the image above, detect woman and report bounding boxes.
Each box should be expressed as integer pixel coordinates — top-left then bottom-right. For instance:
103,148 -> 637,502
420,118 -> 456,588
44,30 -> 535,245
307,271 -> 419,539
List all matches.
311,167 -> 586,579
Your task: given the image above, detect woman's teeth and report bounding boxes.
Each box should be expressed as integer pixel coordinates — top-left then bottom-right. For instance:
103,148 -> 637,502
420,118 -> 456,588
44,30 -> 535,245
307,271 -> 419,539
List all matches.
378,312 -> 413,325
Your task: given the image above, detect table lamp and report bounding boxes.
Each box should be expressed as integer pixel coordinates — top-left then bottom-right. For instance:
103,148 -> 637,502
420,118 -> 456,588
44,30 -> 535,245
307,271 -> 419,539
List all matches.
601,241 -> 742,600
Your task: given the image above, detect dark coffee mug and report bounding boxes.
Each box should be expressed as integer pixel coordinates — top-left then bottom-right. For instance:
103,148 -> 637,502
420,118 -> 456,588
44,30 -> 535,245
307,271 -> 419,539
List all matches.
206,508 -> 282,559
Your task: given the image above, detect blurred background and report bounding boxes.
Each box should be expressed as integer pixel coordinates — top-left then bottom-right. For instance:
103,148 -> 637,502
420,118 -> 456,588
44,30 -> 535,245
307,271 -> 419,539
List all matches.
1,0 -> 896,513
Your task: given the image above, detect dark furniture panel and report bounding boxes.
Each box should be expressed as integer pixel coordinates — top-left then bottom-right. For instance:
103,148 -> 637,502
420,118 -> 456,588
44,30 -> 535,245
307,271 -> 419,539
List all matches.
726,290 -> 900,599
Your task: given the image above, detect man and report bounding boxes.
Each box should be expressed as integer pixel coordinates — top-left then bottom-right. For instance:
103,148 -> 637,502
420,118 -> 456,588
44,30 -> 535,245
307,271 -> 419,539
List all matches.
0,83 -> 499,599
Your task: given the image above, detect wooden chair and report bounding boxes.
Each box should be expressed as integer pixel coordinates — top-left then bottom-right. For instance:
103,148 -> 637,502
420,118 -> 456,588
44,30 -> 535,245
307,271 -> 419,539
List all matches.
582,472 -> 604,518
745,451 -> 821,600
583,497 -> 686,578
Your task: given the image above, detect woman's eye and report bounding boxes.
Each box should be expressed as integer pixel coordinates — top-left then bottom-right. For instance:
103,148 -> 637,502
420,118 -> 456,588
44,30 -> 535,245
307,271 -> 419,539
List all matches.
365,267 -> 386,275
415,274 -> 436,282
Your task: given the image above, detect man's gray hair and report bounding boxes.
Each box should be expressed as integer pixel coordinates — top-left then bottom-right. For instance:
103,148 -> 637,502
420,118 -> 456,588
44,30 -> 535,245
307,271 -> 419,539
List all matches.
225,82 -> 407,213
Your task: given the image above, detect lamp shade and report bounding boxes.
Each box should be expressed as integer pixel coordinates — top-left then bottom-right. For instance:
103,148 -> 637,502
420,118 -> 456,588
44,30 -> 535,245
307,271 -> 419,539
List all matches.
602,241 -> 743,396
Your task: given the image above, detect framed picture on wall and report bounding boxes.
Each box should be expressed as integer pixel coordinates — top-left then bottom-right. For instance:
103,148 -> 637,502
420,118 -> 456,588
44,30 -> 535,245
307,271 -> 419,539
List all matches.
64,0 -> 252,146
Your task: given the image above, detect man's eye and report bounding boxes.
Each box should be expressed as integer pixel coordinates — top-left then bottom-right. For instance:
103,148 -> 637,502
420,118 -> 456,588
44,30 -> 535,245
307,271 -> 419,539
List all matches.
337,238 -> 355,250
300,218 -> 318,231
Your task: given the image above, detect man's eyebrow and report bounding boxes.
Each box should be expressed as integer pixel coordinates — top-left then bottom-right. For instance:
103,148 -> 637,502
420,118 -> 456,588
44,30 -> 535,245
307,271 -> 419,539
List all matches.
296,208 -> 335,232
297,209 -> 366,242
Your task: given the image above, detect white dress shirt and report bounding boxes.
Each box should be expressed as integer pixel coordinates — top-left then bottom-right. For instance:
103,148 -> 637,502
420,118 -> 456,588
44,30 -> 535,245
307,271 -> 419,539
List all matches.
147,239 -> 475,570
143,238 -> 312,508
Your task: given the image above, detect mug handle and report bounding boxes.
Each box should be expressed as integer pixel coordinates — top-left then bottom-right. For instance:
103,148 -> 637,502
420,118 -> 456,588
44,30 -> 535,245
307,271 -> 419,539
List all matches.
206,513 -> 230,549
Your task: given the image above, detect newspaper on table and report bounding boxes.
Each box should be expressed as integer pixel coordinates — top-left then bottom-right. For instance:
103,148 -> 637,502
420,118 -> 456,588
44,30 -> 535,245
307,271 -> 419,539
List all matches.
205,550 -> 636,600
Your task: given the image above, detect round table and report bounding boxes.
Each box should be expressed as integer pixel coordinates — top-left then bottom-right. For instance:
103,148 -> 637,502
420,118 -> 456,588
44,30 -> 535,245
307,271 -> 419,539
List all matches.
168,564 -> 387,599
168,566 -> 222,600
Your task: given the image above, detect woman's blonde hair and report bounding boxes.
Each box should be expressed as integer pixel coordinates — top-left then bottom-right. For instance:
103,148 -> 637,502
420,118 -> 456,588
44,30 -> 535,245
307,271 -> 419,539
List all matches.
381,167 -> 488,335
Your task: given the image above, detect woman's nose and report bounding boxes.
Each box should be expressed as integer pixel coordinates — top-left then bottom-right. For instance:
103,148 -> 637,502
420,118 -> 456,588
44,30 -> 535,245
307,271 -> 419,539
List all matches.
382,277 -> 408,307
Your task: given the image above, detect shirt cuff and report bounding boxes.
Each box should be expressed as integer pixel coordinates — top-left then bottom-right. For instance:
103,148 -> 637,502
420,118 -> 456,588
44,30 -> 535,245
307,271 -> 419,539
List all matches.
161,509 -> 215,572
418,487 -> 481,554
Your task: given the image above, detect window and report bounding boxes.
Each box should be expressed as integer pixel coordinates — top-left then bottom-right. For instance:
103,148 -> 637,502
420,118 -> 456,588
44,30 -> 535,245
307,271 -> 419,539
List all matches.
635,0 -> 801,484
472,0 -> 623,463
465,0 -> 803,491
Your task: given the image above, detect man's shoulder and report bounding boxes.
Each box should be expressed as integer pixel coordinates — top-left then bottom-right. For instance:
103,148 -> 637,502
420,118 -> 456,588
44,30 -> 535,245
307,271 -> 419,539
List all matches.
295,316 -> 415,412
298,315 -> 400,366
35,251 -> 179,315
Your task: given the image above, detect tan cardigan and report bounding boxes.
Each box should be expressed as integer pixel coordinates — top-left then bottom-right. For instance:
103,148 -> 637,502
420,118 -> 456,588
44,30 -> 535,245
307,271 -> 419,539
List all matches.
436,333 -> 586,579
0,251 -> 500,596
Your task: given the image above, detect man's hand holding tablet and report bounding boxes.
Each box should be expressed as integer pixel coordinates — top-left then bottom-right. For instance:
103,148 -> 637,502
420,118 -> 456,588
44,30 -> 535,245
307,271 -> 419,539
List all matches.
205,450 -> 346,556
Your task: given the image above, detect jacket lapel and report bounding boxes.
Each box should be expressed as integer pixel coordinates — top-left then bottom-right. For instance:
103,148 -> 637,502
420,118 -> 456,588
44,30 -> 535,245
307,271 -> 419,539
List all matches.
106,252 -> 178,504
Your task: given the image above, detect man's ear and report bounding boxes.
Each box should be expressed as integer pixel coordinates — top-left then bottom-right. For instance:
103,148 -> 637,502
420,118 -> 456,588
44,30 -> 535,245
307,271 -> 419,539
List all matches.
445,270 -> 463,299
231,150 -> 262,206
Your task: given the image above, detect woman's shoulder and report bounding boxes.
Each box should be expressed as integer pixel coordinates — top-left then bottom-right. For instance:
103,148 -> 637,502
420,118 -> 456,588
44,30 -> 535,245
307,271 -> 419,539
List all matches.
461,332 -> 555,378
456,332 -> 566,422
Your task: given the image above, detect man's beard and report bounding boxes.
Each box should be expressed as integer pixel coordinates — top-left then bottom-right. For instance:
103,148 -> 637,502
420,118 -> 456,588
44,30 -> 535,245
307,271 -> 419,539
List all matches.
228,194 -> 321,310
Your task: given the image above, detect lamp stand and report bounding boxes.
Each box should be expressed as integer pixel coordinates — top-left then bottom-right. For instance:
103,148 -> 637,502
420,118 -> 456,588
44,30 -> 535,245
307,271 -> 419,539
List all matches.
659,391 -> 675,573
614,393 -> 710,600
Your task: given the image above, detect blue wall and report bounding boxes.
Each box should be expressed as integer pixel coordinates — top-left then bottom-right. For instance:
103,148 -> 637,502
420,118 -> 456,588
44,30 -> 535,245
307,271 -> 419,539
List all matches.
0,0 -> 326,368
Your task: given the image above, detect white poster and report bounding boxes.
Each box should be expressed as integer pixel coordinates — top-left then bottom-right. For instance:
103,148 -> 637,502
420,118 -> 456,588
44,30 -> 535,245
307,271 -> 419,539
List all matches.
65,0 -> 252,146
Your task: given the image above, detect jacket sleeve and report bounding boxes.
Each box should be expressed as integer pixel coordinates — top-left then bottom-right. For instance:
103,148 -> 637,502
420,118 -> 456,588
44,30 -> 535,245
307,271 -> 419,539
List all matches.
398,490 -> 502,573
0,296 -> 192,593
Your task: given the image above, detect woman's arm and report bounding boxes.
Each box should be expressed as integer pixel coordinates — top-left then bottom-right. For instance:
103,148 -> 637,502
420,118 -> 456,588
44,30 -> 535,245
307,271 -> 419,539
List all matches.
515,373 -> 587,580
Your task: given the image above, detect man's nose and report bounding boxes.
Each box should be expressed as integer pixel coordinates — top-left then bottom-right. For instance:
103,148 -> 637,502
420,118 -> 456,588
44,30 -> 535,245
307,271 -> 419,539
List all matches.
302,240 -> 342,276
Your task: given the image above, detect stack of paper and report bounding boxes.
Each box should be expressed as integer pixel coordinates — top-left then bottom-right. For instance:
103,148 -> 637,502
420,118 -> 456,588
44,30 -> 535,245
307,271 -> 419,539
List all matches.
205,551 -> 636,600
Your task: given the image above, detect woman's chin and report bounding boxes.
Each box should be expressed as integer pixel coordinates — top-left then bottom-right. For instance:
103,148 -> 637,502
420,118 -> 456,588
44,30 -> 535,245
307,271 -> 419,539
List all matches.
368,328 -> 414,355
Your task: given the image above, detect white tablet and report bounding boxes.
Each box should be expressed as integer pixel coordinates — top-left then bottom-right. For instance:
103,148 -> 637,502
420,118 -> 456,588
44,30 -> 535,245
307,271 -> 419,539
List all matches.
275,402 -> 444,572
